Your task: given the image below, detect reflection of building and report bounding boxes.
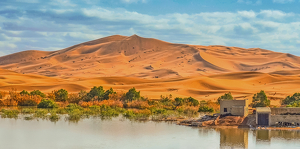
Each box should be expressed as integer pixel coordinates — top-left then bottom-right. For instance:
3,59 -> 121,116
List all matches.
220,99 -> 249,117
256,130 -> 270,142
219,129 -> 248,149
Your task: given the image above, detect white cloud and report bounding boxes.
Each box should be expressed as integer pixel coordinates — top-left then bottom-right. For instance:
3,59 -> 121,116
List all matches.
273,0 -> 294,3
238,10 -> 257,18
259,10 -> 295,19
0,5 -> 300,56
121,0 -> 147,3
237,0 -> 262,5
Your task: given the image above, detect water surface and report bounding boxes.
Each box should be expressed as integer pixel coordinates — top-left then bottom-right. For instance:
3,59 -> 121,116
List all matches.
1,117 -> 300,149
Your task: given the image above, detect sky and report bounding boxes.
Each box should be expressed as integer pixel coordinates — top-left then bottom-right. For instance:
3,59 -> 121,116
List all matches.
0,0 -> 300,56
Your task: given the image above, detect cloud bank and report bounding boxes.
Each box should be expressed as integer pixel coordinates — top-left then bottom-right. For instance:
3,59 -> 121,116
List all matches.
0,0 -> 299,56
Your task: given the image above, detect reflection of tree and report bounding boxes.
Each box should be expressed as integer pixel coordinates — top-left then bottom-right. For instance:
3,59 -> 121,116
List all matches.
218,128 -> 248,149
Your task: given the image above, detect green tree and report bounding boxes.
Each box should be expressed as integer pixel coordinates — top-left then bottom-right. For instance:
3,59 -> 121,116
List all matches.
54,89 -> 68,102
282,93 -> 300,105
103,88 -> 116,100
252,90 -> 270,107
174,97 -> 184,106
186,97 -> 199,106
217,92 -> 233,104
20,90 -> 30,96
87,86 -> 105,101
125,88 -> 140,102
30,90 -> 46,98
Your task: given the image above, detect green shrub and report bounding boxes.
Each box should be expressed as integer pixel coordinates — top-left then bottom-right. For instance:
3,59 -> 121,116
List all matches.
65,103 -> 83,112
49,110 -> 60,122
123,110 -> 136,119
68,109 -> 83,121
1,109 -> 19,119
34,109 -> 48,118
198,106 -> 214,112
56,108 -> 68,114
151,108 -> 167,115
37,99 -> 58,108
21,108 -> 35,114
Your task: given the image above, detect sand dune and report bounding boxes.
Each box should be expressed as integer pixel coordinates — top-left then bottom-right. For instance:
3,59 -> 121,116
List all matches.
1,35 -> 300,105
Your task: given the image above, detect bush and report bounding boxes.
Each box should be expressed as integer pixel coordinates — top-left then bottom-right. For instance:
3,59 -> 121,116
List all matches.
34,109 -> 48,118
21,108 -> 35,114
37,99 -> 58,108
49,110 -> 60,122
30,90 -> 46,98
65,103 -> 83,112
1,109 -> 19,119
54,89 -> 68,102
198,106 -> 214,112
125,100 -> 150,109
252,90 -> 270,107
217,92 -> 233,104
183,106 -> 198,115
68,109 -> 83,121
68,93 -> 81,104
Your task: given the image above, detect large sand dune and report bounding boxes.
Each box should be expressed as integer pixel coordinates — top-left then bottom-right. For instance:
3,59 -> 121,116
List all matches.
1,35 -> 300,105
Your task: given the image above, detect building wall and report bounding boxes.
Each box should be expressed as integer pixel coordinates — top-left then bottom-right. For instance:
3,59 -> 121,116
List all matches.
231,107 -> 247,116
270,115 -> 300,126
271,108 -> 300,115
220,100 -> 248,116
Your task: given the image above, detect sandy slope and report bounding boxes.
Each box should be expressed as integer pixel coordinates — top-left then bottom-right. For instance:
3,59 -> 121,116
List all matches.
1,35 -> 300,105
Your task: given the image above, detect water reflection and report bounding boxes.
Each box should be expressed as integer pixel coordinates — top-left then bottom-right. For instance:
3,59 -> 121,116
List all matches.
1,115 -> 300,149
217,128 -> 249,149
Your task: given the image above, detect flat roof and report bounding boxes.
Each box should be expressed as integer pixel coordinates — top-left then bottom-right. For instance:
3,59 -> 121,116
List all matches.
256,107 -> 271,113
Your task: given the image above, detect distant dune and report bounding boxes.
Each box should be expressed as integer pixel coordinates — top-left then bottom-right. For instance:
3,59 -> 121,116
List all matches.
1,35 -> 300,105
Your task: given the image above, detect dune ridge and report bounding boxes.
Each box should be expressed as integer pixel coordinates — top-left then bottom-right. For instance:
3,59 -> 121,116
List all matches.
1,35 -> 300,105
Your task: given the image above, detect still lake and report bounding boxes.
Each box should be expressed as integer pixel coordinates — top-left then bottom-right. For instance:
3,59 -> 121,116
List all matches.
1,116 -> 300,149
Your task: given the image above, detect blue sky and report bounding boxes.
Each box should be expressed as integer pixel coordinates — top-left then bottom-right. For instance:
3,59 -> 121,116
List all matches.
0,0 -> 299,56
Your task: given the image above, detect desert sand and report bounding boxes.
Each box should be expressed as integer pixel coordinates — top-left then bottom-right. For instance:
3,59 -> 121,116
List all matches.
1,35 -> 300,105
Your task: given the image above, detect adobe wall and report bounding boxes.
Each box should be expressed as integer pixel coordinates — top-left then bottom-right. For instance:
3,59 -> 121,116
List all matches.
220,100 -> 247,115
270,115 -> 300,126
271,108 -> 300,115
231,107 -> 248,116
